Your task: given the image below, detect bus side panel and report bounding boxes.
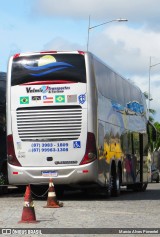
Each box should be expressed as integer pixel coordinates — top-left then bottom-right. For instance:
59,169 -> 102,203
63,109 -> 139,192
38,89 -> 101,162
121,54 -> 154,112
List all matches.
84,53 -> 98,136
97,91 -> 124,186
92,54 -> 149,189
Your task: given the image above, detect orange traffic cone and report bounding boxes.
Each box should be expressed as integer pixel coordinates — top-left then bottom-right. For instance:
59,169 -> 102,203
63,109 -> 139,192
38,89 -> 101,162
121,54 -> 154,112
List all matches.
18,185 -> 39,223
44,178 -> 63,208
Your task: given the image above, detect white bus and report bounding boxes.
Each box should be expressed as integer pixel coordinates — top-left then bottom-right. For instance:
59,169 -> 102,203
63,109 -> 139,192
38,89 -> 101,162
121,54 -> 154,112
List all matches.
6,51 -> 155,196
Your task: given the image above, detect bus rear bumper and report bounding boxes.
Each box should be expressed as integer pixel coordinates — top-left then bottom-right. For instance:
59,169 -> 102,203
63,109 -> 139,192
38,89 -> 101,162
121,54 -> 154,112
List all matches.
7,160 -> 98,186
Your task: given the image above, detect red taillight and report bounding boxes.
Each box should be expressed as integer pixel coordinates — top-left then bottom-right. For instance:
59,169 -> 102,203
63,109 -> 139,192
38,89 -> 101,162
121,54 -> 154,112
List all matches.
13,172 -> 18,175
7,135 -> 21,167
13,53 -> 20,59
80,132 -> 97,165
78,51 -> 85,55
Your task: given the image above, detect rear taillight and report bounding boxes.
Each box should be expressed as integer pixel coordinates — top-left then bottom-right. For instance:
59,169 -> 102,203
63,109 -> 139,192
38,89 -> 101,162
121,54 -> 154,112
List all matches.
7,135 -> 21,167
80,132 -> 97,165
78,51 -> 85,55
13,53 -> 20,59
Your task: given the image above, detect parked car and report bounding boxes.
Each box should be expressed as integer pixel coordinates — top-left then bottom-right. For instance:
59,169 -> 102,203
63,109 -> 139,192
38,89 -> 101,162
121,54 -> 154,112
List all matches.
151,164 -> 160,183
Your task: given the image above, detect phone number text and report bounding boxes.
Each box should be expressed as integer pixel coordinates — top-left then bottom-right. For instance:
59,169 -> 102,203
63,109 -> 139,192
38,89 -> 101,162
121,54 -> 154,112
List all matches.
31,148 -> 68,152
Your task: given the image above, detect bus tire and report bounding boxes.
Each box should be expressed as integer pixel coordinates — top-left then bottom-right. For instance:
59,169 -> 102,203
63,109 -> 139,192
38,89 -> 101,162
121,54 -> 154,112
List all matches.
110,167 -> 120,197
127,183 -> 148,192
105,184 -> 111,197
142,183 -> 148,191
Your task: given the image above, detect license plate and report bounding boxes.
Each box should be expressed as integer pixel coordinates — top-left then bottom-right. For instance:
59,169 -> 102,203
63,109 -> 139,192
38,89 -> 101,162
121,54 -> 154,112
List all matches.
42,171 -> 58,177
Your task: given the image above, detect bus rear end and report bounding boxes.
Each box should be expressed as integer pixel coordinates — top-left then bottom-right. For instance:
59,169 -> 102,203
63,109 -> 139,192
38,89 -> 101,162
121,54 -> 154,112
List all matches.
7,51 -> 98,187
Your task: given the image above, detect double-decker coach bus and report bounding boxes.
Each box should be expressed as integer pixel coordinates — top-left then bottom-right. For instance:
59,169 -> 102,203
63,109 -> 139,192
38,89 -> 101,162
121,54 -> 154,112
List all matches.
6,51 -> 155,196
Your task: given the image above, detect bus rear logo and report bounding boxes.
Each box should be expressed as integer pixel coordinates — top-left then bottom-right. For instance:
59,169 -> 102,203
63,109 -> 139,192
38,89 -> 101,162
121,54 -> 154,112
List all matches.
41,85 -> 50,93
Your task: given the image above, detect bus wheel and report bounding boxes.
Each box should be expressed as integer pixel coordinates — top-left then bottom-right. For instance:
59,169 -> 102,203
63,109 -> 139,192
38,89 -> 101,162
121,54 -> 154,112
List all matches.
127,183 -> 148,192
110,169 -> 120,197
104,184 -> 111,197
142,183 -> 148,191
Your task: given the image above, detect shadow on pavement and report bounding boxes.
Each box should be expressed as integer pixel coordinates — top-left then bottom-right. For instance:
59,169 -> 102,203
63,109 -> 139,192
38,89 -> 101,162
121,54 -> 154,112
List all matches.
0,183 -> 160,201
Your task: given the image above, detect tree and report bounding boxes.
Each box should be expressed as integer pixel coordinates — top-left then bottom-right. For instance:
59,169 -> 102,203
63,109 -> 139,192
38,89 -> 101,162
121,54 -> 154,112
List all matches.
144,92 -> 160,151
154,122 -> 160,151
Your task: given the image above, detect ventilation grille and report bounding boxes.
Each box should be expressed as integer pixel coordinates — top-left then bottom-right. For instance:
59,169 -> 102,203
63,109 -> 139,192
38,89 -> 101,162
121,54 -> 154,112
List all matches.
16,105 -> 82,141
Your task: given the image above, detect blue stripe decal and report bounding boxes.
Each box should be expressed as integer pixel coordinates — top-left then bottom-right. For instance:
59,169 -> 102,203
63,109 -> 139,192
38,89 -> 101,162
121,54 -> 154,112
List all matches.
23,62 -> 73,71
30,66 -> 69,77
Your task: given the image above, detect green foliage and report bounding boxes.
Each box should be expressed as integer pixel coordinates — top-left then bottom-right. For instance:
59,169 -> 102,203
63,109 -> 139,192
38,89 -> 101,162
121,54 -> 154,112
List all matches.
143,92 -> 160,150
154,122 -> 160,150
154,122 -> 160,131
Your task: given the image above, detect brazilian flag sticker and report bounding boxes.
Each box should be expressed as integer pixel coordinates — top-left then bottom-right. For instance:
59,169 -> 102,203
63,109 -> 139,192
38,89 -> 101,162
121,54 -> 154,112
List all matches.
55,95 -> 65,103
20,96 -> 29,104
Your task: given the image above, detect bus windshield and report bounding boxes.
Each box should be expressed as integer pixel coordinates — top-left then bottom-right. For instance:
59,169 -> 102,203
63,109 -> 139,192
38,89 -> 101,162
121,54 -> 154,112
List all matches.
11,53 -> 86,86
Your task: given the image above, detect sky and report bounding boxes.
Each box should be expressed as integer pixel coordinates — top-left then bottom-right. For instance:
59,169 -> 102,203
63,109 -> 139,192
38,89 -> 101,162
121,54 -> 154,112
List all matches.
0,0 -> 160,122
